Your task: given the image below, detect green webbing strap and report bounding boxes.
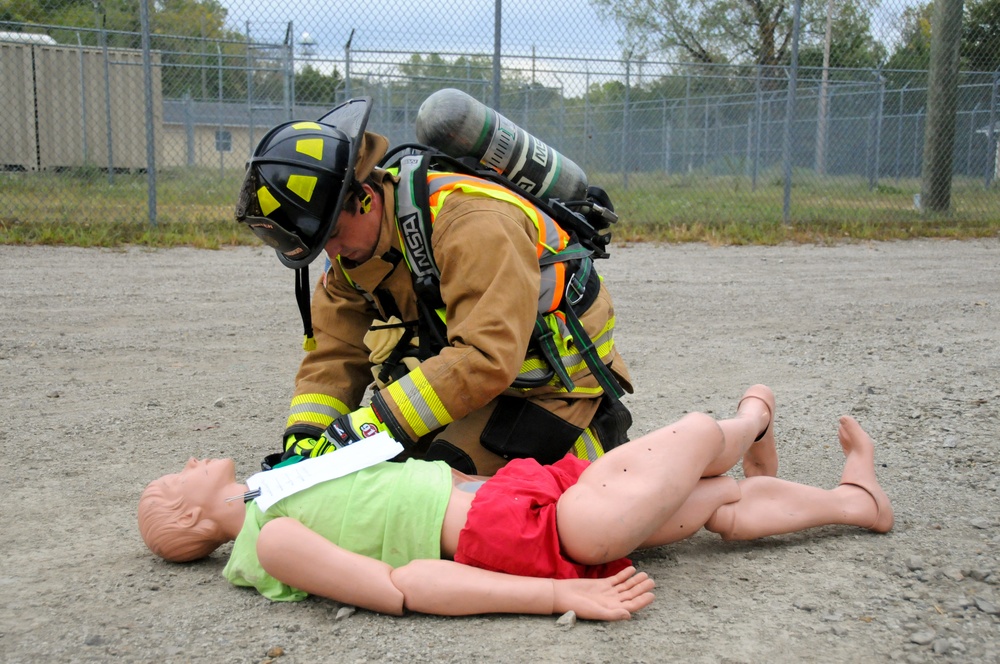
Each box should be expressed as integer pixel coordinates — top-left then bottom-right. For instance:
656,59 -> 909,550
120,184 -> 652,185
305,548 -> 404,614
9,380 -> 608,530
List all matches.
561,301 -> 626,401
534,314 -> 575,391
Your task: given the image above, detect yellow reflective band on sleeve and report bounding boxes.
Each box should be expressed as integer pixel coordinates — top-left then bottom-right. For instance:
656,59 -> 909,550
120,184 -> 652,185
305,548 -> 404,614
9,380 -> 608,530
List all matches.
287,174 -> 318,202
292,121 -> 322,130
285,393 -> 351,429
257,186 -> 281,215
295,138 -> 324,162
385,366 -> 453,438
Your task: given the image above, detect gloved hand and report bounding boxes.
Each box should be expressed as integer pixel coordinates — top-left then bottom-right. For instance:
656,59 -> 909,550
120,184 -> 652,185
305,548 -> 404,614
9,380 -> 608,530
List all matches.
325,406 -> 389,446
280,406 -> 388,462
281,433 -> 330,461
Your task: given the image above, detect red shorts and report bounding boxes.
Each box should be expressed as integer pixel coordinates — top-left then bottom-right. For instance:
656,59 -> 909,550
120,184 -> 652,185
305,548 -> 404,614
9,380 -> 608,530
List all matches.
453,454 -> 633,580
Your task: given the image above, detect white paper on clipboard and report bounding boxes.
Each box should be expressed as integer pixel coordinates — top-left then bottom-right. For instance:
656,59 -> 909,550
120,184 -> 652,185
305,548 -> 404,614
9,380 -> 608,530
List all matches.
245,432 -> 403,511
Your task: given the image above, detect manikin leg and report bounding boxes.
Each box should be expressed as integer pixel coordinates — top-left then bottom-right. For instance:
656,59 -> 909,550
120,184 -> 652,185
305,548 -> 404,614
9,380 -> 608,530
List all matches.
556,386 -> 774,565
557,390 -> 893,564
704,415 -> 893,539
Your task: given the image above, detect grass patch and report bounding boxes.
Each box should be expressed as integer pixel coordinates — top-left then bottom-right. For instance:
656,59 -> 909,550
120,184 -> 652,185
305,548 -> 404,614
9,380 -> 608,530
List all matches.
1,167 -> 997,248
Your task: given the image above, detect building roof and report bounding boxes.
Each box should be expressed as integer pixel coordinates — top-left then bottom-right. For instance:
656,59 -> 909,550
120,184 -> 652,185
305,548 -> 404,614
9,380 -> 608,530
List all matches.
162,99 -> 332,128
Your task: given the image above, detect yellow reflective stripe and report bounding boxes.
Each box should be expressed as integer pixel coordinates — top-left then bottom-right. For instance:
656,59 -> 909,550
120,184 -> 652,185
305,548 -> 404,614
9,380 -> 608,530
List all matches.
291,121 -> 322,130
257,186 -> 280,215
385,366 -> 453,437
335,256 -> 357,288
286,174 -> 318,202
426,174 -> 569,256
572,427 -> 604,461
295,137 -> 324,161
573,385 -> 604,395
285,393 -> 351,429
591,317 -> 617,361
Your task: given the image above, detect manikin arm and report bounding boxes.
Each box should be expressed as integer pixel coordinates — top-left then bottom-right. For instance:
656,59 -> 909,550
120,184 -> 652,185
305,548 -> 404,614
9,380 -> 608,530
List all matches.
255,517 -> 654,620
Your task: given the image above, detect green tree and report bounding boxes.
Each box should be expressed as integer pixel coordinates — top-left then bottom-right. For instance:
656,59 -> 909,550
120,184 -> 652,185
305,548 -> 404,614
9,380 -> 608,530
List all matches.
396,53 -> 495,99
963,0 -> 1000,71
885,2 -> 934,72
295,64 -> 344,105
591,0 -> 881,69
796,1 -> 887,72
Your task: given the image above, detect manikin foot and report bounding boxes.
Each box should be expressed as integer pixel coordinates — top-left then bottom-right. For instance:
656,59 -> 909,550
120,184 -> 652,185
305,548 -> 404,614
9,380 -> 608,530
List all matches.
837,415 -> 894,533
738,384 -> 778,478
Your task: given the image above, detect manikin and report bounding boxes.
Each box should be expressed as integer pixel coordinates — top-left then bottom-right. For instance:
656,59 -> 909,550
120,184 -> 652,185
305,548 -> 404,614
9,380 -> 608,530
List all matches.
138,385 -> 893,621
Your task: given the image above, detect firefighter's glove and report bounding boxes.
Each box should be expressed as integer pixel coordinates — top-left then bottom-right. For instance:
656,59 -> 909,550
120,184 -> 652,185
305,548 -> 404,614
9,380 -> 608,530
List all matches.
325,406 -> 389,447
365,316 -> 421,388
281,432 -> 332,462
365,316 -> 406,364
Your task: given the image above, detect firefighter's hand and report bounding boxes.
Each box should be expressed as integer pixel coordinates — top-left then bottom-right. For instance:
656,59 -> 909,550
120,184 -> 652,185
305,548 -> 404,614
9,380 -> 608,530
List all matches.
325,406 -> 388,447
281,432 -> 331,461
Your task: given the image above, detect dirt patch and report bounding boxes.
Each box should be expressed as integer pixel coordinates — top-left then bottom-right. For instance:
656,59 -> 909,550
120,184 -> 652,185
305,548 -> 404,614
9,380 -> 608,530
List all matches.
1,240 -> 998,663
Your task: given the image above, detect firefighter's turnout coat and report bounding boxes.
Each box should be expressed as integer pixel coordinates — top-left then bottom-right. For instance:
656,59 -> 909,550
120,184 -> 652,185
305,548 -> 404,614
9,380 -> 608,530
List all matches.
285,168 -> 632,472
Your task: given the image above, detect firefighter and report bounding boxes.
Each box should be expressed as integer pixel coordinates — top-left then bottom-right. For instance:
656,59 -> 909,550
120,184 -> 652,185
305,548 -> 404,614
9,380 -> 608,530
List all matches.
236,98 -> 632,475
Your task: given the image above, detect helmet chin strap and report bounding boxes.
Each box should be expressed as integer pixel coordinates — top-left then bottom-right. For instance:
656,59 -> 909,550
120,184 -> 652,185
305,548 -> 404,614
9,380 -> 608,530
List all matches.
295,266 -> 316,351
293,178 -> 373,353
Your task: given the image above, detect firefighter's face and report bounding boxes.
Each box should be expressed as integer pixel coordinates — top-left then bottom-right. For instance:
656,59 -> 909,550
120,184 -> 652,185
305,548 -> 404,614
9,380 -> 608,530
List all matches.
326,184 -> 380,264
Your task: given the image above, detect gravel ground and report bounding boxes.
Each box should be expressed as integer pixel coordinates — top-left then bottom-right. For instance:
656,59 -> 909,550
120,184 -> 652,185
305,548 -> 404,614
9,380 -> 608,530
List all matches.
1,239 -> 998,664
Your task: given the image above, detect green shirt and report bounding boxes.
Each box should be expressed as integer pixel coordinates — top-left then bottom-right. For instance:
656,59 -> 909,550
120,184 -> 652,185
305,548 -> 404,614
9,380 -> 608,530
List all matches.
222,459 -> 453,601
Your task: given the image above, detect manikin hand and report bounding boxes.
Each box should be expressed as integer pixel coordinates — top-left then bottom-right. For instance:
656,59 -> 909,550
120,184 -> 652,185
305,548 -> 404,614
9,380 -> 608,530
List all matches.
552,566 -> 656,621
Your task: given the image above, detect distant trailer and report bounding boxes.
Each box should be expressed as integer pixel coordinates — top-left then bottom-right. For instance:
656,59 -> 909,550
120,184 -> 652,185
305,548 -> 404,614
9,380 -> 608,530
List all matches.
0,31 -> 57,45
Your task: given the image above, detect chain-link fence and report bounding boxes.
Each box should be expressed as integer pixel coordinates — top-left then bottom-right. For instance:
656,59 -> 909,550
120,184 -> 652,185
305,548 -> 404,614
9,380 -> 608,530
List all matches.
1,0 -> 998,228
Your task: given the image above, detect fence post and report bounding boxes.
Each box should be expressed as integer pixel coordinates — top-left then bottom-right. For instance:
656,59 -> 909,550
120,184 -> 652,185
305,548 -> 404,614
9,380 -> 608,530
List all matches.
702,101 -> 709,170
184,93 -> 194,166
915,107 -> 924,178
684,73 -> 691,173
217,42 -> 224,176
583,68 -> 590,170
76,33 -> 89,165
967,103 -> 979,176
782,0 -> 804,224
246,21 -> 254,151
492,0 -> 501,111
986,72 -> 998,188
867,111 -> 876,189
99,16 -> 114,183
896,84 -> 907,181
663,99 -> 671,174
285,21 -> 294,120
752,64 -> 762,191
344,28 -> 354,99
871,66 -> 884,191
622,52 -> 631,189
140,0 -> 157,226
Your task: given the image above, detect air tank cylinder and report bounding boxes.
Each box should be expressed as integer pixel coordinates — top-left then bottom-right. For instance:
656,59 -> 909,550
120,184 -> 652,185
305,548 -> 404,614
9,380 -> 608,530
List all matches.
415,88 -> 588,202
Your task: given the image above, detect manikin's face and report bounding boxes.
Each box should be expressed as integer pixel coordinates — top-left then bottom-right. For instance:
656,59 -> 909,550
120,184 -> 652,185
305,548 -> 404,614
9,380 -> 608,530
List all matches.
324,188 -> 380,264
161,458 -> 237,506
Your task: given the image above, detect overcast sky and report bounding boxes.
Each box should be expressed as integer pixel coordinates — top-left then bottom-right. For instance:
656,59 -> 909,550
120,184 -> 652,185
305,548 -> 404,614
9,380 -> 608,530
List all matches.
219,0 -> 925,93
222,0 -> 623,61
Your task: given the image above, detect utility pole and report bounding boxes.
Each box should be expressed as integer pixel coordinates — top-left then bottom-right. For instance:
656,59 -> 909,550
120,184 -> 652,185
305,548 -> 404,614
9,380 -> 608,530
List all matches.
920,0 -> 965,213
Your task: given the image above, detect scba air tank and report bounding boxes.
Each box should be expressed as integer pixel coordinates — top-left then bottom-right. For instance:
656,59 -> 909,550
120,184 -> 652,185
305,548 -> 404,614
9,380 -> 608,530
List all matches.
415,88 -> 588,202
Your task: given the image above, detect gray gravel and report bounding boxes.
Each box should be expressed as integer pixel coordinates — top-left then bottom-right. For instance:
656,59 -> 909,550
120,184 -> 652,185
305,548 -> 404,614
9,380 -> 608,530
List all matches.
1,240 -> 998,663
